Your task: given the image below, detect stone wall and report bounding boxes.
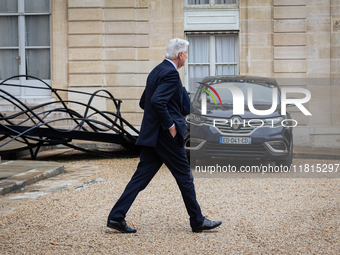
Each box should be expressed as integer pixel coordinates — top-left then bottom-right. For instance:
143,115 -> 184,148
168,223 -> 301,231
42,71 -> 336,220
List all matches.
52,0 -> 68,100
239,0 -> 340,147
49,0 -> 340,147
332,0 -> 340,126
240,0 -> 273,77
65,0 -> 184,126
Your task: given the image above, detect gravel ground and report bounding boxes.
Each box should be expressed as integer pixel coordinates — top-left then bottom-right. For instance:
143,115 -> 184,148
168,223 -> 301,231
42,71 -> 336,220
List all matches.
1,157 -> 340,254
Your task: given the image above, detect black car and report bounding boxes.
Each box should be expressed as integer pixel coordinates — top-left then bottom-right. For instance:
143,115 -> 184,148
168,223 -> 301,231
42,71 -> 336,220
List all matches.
185,76 -> 293,168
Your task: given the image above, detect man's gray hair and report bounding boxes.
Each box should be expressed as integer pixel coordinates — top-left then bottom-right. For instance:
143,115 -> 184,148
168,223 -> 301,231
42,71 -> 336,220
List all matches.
165,38 -> 189,60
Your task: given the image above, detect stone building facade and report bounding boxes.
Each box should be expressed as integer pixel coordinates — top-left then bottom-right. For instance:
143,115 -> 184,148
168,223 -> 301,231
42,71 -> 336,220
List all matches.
240,0 -> 340,147
1,0 -> 340,147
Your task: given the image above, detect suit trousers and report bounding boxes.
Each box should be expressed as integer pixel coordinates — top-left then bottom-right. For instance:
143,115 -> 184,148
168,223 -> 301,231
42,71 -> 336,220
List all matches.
108,128 -> 205,228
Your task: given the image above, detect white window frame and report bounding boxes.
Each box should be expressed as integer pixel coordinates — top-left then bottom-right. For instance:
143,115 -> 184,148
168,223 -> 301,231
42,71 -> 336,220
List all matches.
0,0 -> 52,98
185,0 -> 239,9
185,33 -> 239,93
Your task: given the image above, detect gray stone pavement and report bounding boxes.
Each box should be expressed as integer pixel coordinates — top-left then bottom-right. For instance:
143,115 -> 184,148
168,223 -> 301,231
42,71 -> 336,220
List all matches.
0,162 -> 100,216
0,145 -> 339,216
0,160 -> 64,196
293,146 -> 340,160
0,148 -> 102,215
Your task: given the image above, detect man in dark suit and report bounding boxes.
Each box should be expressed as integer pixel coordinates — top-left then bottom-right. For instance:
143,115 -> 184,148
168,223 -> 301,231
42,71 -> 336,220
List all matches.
107,38 -> 222,233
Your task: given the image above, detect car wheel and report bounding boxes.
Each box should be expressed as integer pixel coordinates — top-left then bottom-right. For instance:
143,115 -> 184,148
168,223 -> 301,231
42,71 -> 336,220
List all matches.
276,139 -> 293,169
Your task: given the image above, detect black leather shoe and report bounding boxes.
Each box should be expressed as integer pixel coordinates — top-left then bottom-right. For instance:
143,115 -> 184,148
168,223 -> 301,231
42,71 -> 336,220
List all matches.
192,218 -> 222,233
107,220 -> 137,233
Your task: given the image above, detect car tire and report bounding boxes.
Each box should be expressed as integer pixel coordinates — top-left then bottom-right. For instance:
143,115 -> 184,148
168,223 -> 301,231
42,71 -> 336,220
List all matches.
276,139 -> 293,169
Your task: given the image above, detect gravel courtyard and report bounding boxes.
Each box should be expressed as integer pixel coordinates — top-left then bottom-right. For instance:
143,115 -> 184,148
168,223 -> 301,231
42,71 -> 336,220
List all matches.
1,157 -> 340,254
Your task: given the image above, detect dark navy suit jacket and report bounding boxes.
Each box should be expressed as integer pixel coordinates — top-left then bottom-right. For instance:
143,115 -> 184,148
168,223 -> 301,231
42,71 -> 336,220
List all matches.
136,60 -> 186,147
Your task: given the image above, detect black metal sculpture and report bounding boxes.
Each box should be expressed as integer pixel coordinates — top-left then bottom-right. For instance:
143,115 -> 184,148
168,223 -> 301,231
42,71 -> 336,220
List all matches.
0,75 -> 140,159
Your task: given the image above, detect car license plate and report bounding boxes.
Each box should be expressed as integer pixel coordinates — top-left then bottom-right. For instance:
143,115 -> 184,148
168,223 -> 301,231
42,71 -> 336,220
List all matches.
220,137 -> 252,144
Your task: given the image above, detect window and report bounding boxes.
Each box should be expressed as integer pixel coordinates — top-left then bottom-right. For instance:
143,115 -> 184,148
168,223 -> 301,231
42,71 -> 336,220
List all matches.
0,0 -> 51,98
186,34 -> 239,93
187,0 -> 237,6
